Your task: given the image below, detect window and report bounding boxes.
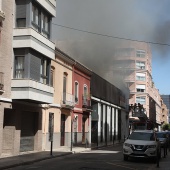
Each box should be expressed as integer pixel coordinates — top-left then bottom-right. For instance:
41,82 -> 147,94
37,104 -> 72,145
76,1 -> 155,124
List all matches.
41,13 -> 50,38
16,18 -> 26,27
136,61 -> 145,69
75,81 -> 79,103
136,84 -> 145,92
136,50 -> 146,58
63,74 -> 67,104
83,85 -> 88,105
15,56 -> 24,78
32,4 -> 40,31
129,132 -> 154,141
136,73 -> 146,81
50,70 -> 54,87
136,96 -> 146,104
40,58 -> 48,84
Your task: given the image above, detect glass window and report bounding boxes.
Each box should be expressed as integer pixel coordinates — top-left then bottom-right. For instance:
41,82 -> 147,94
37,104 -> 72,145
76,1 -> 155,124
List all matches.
50,69 -> 54,87
129,132 -> 155,141
63,74 -> 67,104
136,73 -> 145,81
136,61 -> 145,69
16,18 -> 26,27
15,56 -> 24,78
40,58 -> 47,84
41,13 -> 50,38
32,4 -> 40,31
136,84 -> 145,92
75,82 -> 79,103
136,96 -> 146,104
136,50 -> 146,58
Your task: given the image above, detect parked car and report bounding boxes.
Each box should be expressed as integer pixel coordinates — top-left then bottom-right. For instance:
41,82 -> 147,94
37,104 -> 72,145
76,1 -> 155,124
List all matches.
156,131 -> 168,148
123,130 -> 161,161
164,131 -> 170,151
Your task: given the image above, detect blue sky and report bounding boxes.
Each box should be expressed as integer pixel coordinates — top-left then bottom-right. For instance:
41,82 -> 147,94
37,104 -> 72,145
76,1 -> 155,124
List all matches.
53,0 -> 170,94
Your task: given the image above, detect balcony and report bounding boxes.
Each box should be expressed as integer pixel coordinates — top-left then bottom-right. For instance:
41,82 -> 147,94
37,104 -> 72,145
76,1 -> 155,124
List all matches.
82,94 -> 92,112
61,92 -> 75,109
0,72 -> 4,93
13,28 -> 55,60
11,79 -> 54,104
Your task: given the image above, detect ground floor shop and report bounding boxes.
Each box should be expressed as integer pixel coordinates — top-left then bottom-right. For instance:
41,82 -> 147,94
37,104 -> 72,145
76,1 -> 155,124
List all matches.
1,101 -> 42,157
91,98 -> 129,146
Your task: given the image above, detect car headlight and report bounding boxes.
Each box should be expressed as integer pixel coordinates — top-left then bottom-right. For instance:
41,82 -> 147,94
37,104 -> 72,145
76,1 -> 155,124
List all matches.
147,145 -> 156,148
124,143 -> 132,147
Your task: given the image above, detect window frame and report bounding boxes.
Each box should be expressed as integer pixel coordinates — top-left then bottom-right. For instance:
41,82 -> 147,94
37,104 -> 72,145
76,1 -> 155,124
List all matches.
136,96 -> 146,104
15,56 -> 25,79
75,81 -> 79,103
136,50 -> 146,58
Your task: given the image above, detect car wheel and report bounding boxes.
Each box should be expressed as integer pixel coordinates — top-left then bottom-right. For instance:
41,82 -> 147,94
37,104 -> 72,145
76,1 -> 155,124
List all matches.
124,155 -> 128,161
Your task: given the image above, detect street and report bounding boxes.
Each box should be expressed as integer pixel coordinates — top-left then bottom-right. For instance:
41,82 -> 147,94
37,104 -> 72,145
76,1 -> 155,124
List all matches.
6,144 -> 170,170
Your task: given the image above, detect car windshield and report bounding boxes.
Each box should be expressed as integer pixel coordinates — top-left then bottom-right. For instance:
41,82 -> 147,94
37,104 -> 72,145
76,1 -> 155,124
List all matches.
128,132 -> 154,141
156,133 -> 166,138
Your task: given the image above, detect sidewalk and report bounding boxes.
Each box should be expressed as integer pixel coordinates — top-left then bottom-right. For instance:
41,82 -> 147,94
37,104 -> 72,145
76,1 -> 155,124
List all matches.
0,147 -> 91,170
0,141 -> 122,170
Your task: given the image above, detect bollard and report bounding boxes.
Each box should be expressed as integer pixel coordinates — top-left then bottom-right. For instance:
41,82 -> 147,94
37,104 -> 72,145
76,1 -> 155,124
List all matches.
156,150 -> 159,168
85,138 -> 87,148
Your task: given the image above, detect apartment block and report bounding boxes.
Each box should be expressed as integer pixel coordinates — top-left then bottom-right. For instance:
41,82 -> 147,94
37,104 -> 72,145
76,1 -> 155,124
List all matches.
161,95 -> 170,124
0,0 -> 56,157
0,0 -> 13,157
112,42 -> 162,130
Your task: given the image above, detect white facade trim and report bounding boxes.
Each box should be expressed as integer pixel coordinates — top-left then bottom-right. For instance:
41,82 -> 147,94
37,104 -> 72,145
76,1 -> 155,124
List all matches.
0,97 -> 12,103
13,28 -> 55,60
36,0 -> 56,17
91,96 -> 121,109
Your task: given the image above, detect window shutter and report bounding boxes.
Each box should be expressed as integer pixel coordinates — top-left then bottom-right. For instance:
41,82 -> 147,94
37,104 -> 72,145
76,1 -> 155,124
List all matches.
16,0 -> 26,18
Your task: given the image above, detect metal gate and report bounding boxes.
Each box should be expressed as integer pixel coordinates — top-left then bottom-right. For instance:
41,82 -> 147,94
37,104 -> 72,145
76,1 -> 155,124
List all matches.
20,112 -> 37,152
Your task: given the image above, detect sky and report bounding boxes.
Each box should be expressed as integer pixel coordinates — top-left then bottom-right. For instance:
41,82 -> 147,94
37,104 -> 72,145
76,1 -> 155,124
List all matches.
52,0 -> 170,95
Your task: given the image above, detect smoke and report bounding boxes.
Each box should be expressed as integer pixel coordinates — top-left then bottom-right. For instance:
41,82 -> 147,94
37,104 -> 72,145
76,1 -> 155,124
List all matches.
52,0 -> 170,92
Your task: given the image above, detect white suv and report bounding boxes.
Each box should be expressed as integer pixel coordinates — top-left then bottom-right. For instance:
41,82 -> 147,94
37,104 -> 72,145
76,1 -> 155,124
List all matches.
123,130 -> 161,161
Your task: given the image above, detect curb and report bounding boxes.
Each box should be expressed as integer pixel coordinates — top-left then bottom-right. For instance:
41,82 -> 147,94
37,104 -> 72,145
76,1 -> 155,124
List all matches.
0,152 -> 72,170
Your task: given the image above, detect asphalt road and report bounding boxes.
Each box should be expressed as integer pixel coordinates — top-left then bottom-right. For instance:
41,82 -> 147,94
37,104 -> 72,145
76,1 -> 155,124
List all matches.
7,144 -> 169,170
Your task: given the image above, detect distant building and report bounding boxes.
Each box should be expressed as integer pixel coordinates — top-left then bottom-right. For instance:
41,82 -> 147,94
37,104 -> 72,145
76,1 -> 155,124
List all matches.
111,41 -> 162,130
161,95 -> 170,123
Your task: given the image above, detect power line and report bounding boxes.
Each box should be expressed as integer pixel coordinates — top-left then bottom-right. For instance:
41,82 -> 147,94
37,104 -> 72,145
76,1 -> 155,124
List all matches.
52,23 -> 170,47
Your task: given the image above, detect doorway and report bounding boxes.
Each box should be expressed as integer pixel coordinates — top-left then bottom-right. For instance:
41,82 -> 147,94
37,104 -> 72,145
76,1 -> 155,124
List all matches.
60,114 -> 65,146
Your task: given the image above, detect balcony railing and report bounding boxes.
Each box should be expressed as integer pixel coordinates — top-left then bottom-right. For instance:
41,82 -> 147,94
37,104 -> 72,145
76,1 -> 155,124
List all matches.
61,92 -> 75,109
0,72 -> 4,91
82,94 -> 92,111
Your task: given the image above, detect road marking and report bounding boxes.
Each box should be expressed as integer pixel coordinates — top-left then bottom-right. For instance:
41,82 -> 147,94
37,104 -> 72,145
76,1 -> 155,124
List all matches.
106,162 -> 136,170
82,150 -> 120,154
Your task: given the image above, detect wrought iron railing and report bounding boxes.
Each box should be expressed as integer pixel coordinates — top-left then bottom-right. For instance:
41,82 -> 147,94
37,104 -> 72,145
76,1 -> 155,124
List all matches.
61,92 -> 75,107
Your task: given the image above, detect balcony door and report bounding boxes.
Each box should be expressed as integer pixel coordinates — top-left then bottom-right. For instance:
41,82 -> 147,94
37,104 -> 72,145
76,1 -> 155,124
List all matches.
82,117 -> 86,144
60,114 -> 65,146
63,73 -> 67,104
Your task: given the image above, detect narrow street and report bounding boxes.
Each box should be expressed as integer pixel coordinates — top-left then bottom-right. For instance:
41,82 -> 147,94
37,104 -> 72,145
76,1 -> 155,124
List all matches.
7,144 -> 170,170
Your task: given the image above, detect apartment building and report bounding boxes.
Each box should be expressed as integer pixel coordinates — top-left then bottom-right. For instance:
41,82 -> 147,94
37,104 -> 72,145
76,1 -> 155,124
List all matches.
72,59 -> 92,146
112,42 -> 162,129
0,0 -> 56,156
160,98 -> 168,126
161,95 -> 170,123
0,0 -> 13,157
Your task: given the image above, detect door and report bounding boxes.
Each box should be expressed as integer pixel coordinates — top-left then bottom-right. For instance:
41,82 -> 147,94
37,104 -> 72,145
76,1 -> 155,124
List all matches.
20,112 -> 38,152
73,118 -> 77,144
60,114 -> 65,146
